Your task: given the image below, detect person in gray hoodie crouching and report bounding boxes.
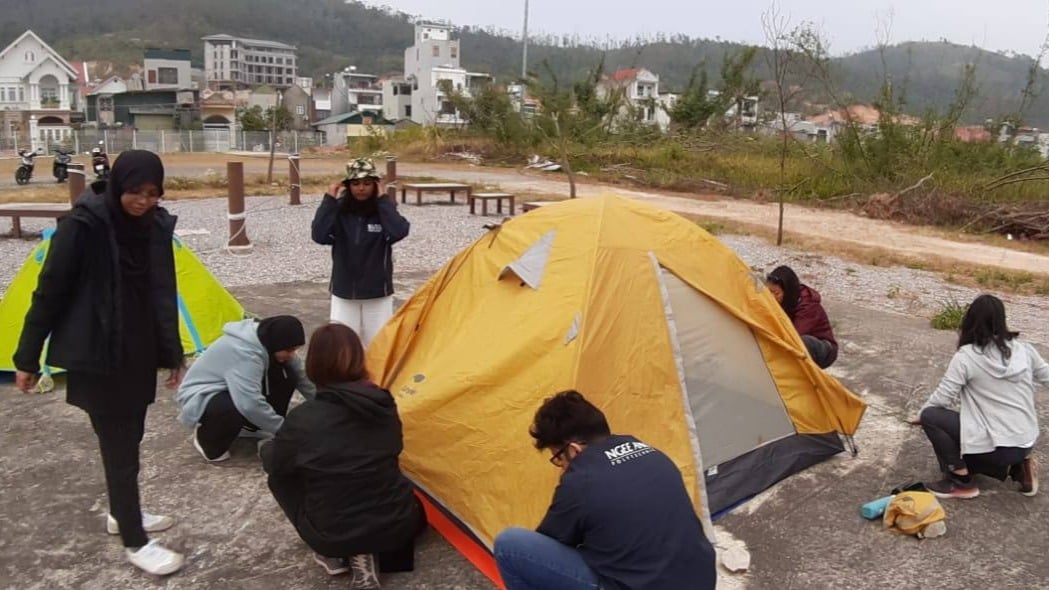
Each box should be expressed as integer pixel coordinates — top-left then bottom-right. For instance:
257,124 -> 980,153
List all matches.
176,316 -> 316,462
918,294 -> 1049,499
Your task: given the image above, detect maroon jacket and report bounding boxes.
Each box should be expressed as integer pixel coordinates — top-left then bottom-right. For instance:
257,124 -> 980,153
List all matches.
793,285 -> 838,361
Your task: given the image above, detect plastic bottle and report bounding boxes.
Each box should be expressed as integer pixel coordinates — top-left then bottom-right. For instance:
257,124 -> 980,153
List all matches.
861,495 -> 895,520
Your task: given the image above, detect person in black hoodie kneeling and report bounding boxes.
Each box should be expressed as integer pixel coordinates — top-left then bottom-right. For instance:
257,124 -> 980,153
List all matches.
260,323 -> 425,589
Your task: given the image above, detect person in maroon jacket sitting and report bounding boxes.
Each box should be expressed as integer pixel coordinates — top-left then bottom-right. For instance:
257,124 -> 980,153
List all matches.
766,265 -> 839,369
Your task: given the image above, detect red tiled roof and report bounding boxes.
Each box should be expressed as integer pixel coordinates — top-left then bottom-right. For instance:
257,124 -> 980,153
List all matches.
610,68 -> 640,82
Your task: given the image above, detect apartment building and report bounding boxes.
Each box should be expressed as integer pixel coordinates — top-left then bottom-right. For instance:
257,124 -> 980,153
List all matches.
202,34 -> 297,89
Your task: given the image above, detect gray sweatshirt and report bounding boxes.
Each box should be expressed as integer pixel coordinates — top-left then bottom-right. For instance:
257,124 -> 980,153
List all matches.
923,340 -> 1049,455
176,319 -> 316,434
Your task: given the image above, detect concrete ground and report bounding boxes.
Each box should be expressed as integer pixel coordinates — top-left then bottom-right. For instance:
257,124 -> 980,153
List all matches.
1,274 -> 1047,589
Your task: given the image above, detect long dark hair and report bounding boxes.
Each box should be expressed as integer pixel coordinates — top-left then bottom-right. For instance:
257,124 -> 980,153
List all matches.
958,294 -> 1019,360
767,265 -> 802,319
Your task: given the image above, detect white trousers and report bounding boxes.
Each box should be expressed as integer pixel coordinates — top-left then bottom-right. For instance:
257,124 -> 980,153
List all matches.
330,295 -> 394,346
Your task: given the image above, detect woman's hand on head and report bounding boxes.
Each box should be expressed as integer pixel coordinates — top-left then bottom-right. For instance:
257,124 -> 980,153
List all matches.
327,182 -> 343,197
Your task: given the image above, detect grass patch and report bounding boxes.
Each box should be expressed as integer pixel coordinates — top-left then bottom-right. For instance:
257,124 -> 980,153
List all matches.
931,300 -> 968,331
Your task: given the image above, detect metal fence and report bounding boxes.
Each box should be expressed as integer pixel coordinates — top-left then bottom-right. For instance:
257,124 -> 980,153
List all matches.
0,129 -> 327,157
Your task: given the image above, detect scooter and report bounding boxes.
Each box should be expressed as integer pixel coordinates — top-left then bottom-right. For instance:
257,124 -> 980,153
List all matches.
91,144 -> 110,180
15,149 -> 36,185
52,149 -> 72,182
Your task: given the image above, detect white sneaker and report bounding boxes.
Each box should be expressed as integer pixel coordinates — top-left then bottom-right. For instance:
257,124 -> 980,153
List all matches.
349,553 -> 381,589
107,513 -> 175,535
126,540 -> 184,576
192,426 -> 230,462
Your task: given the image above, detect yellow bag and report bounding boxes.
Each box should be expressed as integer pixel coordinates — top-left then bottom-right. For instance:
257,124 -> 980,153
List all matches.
883,491 -> 946,538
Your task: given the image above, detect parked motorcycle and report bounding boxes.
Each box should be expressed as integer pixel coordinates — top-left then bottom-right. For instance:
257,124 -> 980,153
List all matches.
52,149 -> 72,182
91,144 -> 110,180
14,149 -> 36,185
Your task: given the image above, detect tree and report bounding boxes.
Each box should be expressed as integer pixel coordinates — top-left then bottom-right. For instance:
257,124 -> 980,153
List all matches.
528,58 -> 624,198
669,47 -> 760,131
237,105 -> 269,131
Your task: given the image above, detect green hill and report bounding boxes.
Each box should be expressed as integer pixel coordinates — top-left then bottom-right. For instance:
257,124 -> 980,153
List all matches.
5,0 -> 1046,124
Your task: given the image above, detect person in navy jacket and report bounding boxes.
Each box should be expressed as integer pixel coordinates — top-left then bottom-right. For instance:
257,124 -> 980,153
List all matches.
494,390 -> 716,590
312,158 -> 409,345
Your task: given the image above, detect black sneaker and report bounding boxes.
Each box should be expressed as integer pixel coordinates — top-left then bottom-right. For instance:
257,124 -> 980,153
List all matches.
927,475 -> 980,499
349,553 -> 380,589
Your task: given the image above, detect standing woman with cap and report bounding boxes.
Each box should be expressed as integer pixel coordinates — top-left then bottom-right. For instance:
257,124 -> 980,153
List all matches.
13,150 -> 187,576
176,315 -> 315,462
312,158 -> 410,345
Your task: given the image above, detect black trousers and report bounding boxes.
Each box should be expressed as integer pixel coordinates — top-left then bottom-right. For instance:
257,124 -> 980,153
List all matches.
920,406 -> 1030,480
260,441 -> 425,573
89,407 -> 149,548
802,335 -> 835,369
196,385 -> 296,459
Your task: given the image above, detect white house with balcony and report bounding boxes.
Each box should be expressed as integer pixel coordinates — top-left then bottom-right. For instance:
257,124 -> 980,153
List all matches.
0,30 -> 79,151
598,68 -> 676,132
331,68 -> 383,115
391,22 -> 490,126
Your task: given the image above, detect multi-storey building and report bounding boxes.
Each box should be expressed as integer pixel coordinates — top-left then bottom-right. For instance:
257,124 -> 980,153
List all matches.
202,34 -> 297,89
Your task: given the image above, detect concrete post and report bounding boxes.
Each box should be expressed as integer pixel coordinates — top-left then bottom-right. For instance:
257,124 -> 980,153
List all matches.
227,162 -> 252,251
289,153 -> 301,205
68,164 -> 85,205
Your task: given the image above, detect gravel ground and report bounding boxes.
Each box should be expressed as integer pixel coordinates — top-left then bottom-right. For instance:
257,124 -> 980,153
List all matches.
2,195 -> 1047,346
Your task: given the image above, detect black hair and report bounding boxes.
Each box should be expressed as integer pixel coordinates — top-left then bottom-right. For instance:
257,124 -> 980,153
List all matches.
529,390 -> 611,450
958,294 -> 1019,360
766,265 -> 802,319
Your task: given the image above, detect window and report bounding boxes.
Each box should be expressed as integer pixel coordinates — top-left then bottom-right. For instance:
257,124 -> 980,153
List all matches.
158,67 -> 178,85
405,105 -> 411,117
25,51 -> 35,62
296,105 -> 305,115
451,46 -> 458,59
40,87 -> 58,106
392,86 -> 398,96
440,101 -> 455,115
432,46 -> 440,57
18,86 -> 24,102
148,70 -> 157,84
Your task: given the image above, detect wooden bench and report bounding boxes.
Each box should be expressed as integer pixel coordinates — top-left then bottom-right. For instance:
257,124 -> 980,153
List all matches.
399,182 -> 472,206
469,192 -> 515,216
521,201 -> 549,213
0,203 -> 70,238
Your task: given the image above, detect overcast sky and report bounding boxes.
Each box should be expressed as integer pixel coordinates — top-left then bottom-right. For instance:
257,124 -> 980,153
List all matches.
366,0 -> 1049,57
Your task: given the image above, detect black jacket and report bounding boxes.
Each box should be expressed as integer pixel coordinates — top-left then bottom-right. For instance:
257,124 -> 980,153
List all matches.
13,189 -> 182,375
311,193 -> 410,300
264,381 -> 421,557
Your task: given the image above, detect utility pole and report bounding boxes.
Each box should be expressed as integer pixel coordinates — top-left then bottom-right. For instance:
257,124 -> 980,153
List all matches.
522,0 -> 530,80
267,90 -> 281,184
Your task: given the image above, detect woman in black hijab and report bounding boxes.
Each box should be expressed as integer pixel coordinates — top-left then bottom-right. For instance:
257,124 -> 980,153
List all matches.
14,150 -> 186,576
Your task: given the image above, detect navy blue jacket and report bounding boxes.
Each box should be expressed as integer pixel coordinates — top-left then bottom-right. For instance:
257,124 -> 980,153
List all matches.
311,192 -> 409,300
537,435 -> 716,590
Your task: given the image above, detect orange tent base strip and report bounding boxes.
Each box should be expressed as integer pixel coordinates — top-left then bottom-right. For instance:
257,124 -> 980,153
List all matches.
413,489 -> 505,589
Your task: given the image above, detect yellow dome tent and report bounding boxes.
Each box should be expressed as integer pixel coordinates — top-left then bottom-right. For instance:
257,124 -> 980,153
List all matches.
367,195 -> 866,585
0,229 -> 245,377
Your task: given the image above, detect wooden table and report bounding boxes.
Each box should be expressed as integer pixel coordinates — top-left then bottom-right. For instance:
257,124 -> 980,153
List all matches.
399,183 -> 472,206
0,203 -> 70,238
469,192 -> 515,216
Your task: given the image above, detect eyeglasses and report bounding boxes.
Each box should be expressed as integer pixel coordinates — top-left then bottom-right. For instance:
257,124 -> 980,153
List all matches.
549,442 -> 574,466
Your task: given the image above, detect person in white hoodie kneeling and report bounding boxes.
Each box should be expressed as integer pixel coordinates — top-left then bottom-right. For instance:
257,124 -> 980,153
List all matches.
176,316 -> 316,462
918,294 -> 1049,499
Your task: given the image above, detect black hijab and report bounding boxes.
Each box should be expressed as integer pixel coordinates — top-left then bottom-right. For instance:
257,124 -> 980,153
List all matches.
104,150 -> 166,277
